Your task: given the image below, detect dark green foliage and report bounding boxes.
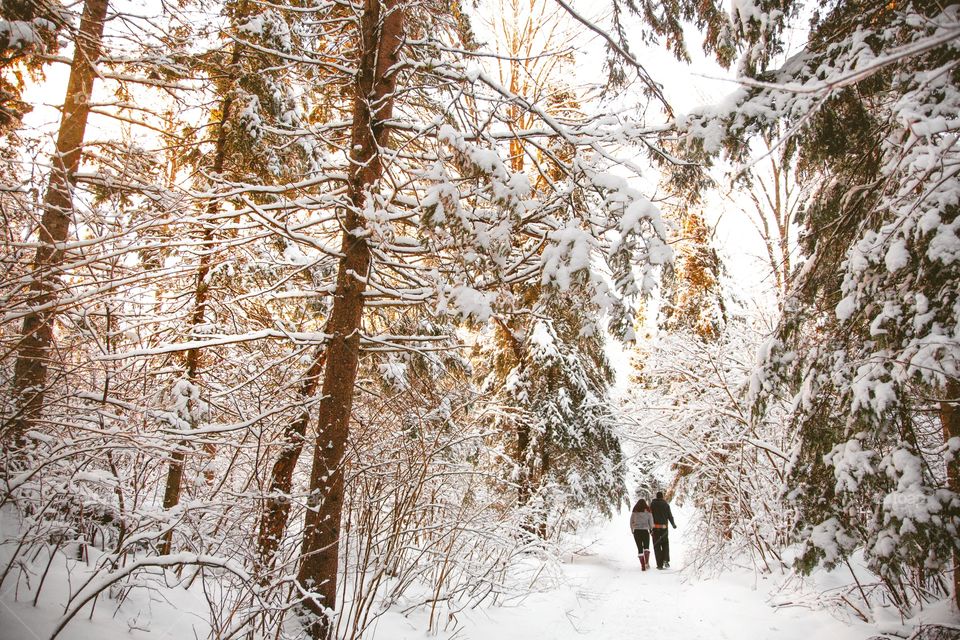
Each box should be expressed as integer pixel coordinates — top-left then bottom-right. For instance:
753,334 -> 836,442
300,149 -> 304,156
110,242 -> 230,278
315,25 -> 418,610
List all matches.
745,0 -> 959,610
627,0 -> 960,610
0,0 -> 65,131
478,288 -> 626,525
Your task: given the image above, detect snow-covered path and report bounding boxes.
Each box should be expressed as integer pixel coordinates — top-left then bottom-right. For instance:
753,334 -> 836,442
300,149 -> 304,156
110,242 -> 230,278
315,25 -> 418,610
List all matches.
1,508 -> 879,640
443,511 -> 871,640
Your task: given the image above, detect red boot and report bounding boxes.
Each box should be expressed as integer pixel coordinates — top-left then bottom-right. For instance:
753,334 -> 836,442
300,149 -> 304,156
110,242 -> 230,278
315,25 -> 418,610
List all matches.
643,550 -> 650,571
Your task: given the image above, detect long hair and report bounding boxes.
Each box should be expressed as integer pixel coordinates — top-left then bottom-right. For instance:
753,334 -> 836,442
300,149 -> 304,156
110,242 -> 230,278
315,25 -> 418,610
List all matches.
632,498 -> 649,512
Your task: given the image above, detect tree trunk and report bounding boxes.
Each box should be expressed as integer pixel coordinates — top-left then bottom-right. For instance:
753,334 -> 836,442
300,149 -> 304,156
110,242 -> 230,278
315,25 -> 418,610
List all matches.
536,422 -> 550,539
256,348 -> 326,574
5,0 -> 109,448
494,318 -> 537,520
940,378 -> 960,611
517,419 -> 531,506
295,1 -> 404,637
158,56 -> 237,555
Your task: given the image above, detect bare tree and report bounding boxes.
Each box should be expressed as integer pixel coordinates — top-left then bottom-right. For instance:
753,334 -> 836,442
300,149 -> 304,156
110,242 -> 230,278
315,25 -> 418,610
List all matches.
736,143 -> 803,303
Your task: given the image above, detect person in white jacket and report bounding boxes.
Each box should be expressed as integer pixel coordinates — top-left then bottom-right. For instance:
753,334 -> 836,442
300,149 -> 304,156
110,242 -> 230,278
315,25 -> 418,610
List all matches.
630,498 -> 654,570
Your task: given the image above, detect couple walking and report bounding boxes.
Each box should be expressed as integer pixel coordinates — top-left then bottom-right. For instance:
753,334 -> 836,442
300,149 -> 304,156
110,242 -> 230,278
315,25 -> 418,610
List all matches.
629,491 -> 676,570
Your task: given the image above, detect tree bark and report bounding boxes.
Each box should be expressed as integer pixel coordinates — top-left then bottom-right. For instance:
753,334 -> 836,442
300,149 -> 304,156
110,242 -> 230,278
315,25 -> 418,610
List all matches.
537,421 -> 550,539
158,50 -> 238,555
256,348 -> 325,573
5,0 -> 109,448
940,378 -> 960,611
494,318 -> 535,509
295,1 -> 404,637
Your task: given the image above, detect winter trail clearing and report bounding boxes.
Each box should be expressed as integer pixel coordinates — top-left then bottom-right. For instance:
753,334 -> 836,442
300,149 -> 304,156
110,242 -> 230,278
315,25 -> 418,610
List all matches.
438,508 -> 871,640
0,508 -> 875,640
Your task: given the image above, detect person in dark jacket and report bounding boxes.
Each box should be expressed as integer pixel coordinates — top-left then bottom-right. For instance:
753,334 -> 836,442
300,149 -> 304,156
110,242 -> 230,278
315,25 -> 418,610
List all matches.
650,491 -> 676,569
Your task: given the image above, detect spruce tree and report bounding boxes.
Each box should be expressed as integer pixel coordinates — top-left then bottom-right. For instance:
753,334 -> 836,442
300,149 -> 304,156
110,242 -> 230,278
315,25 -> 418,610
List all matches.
652,0 -> 960,610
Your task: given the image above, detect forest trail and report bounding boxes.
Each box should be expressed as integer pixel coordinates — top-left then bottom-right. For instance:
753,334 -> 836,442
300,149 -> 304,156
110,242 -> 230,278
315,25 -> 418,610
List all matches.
0,507 -> 874,640
446,509 -> 869,640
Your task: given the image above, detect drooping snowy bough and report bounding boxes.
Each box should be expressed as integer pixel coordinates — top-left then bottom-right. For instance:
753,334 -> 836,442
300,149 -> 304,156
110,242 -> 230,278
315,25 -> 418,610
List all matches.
669,0 -> 960,614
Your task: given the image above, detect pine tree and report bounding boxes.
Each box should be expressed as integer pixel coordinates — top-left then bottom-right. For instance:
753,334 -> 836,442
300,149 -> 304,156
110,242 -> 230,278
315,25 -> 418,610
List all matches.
4,0 -> 109,448
0,0 -> 64,132
463,0 -> 629,534
664,0 -> 960,611
295,1 -> 404,634
478,291 -> 626,535
659,208 -> 727,340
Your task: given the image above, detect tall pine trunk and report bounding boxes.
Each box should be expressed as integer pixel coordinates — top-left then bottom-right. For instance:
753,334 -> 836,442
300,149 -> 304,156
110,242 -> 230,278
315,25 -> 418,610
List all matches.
5,0 -> 109,447
256,348 -> 325,573
941,378 -> 960,611
158,50 -> 238,555
494,318 -> 536,521
295,1 -> 404,636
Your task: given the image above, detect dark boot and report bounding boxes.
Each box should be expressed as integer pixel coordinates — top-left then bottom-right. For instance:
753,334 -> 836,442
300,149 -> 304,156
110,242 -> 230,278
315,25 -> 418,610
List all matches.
643,550 -> 650,571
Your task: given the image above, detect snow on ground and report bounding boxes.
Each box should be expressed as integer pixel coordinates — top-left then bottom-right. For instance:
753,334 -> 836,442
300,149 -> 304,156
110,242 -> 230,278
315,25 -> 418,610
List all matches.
0,503 -> 213,640
0,548 -> 212,640
436,507 -> 873,640
0,506 -> 924,640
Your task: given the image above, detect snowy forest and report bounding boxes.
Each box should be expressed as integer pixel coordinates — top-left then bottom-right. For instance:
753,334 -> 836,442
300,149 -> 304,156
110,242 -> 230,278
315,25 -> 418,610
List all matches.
0,0 -> 958,638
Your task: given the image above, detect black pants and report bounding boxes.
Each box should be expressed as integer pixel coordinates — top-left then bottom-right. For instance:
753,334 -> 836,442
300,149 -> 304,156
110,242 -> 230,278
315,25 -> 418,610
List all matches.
651,527 -> 670,567
632,529 -> 650,554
